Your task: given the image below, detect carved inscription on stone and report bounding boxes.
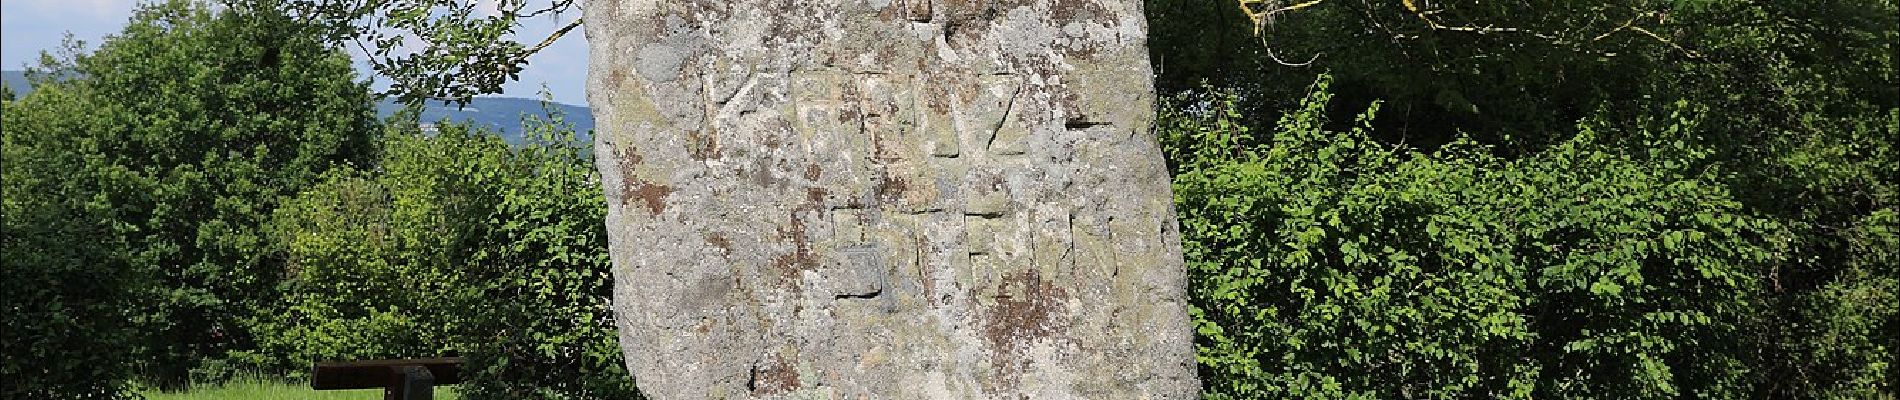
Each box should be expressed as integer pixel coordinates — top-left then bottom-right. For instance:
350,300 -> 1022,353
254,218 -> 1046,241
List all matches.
586,0 -> 1198,398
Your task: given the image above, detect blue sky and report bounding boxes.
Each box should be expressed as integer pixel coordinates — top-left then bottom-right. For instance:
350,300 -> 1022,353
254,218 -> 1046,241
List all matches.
1,0 -> 591,105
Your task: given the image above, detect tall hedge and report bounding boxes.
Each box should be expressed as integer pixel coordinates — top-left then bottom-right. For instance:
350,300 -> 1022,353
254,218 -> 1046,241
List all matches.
3,70 -> 145,400
1,0 -> 378,393
262,111 -> 639,399
1169,77 -> 1793,398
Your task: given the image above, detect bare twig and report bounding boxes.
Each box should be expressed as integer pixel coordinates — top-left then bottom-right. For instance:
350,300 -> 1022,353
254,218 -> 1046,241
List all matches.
1237,0 -> 1328,33
518,0 -> 576,19
1265,47 -> 1322,66
521,17 -> 583,57
1625,26 -> 1701,58
1235,0 -> 1699,58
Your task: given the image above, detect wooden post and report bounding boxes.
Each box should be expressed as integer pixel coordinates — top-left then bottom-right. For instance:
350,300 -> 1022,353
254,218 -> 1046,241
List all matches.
388,365 -> 434,400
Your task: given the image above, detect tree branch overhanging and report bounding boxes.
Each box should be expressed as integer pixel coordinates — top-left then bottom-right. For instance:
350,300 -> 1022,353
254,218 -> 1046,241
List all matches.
522,17 -> 584,58
1233,0 -> 1703,58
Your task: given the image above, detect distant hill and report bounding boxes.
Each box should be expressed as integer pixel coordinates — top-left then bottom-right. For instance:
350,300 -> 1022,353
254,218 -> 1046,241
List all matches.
2,70 -> 33,97
379,98 -> 594,145
3,70 -> 593,145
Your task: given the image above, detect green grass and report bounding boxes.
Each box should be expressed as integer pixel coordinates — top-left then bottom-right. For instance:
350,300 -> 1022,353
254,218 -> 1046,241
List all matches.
137,378 -> 459,400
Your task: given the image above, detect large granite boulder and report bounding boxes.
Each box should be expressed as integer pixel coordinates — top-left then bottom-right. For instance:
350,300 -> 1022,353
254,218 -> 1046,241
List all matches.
584,0 -> 1197,397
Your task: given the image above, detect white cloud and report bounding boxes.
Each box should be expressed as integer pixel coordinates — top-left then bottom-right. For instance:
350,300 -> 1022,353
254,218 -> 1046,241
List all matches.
1,0 -> 139,68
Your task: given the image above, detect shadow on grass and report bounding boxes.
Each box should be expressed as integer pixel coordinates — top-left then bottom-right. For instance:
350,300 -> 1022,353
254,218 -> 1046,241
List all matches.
138,377 -> 460,400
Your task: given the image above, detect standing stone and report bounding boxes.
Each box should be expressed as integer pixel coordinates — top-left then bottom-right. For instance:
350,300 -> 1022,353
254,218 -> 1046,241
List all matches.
584,0 -> 1197,398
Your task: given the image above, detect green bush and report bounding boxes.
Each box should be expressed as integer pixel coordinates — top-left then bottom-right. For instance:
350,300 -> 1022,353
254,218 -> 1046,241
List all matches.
261,109 -> 638,399
2,72 -> 142,400
0,0 -> 377,393
1152,0 -> 1897,396
1169,77 -> 1786,398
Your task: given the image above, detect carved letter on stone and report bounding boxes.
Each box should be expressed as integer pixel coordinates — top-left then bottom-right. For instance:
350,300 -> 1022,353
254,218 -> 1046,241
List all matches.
585,0 -> 1198,398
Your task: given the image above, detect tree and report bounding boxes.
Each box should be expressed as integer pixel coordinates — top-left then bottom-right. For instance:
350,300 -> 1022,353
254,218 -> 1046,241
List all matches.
1154,0 -> 1891,152
263,0 -> 581,103
2,61 -> 143,400
1151,0 -> 1701,152
1161,0 -> 1898,396
0,0 -> 380,389
263,110 -> 638,399
1170,77 -> 1787,399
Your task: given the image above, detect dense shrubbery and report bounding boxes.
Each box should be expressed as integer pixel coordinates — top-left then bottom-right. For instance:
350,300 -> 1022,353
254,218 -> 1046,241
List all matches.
259,111 -> 637,399
1169,78 -> 1791,397
1169,77 -> 1894,399
1153,0 -> 1896,397
2,0 -> 377,395
3,65 -> 146,400
1,2 -> 634,398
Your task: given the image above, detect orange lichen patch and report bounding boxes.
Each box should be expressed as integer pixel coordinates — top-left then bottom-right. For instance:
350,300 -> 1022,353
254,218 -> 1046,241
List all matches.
873,130 -> 905,163
612,144 -> 645,167
1050,0 -> 1112,26
607,69 -> 630,90
807,186 -> 829,203
906,0 -> 933,22
877,0 -> 906,21
706,233 -> 733,254
981,269 -> 1069,396
771,206 -> 820,285
983,172 -> 1006,190
921,81 -> 955,115
608,145 -> 671,215
687,128 -> 721,161
838,84 -> 866,125
622,180 -> 674,215
939,0 -> 1031,32
917,235 -> 944,307
763,119 -> 795,150
875,175 -> 911,205
758,0 -> 819,43
984,269 -> 1067,347
750,353 -> 801,396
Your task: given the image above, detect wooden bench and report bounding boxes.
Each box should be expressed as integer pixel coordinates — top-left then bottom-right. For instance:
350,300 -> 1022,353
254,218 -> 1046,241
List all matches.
311,357 -> 464,400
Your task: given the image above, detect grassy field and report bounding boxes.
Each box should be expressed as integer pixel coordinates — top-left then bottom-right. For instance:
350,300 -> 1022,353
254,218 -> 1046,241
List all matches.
138,378 -> 459,400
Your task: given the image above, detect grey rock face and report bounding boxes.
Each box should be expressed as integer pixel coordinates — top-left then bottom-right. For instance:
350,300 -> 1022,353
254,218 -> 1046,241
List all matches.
584,0 -> 1197,398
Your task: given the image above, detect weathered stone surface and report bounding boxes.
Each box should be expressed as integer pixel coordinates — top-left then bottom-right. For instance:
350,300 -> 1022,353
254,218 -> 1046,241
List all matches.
584,0 -> 1197,398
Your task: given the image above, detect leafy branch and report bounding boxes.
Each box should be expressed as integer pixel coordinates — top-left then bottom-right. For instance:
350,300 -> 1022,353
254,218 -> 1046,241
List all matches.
258,0 -> 584,104
1233,0 -> 1701,59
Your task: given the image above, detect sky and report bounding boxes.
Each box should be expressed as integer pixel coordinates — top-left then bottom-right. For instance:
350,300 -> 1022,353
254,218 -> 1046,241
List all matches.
1,0 -> 592,105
